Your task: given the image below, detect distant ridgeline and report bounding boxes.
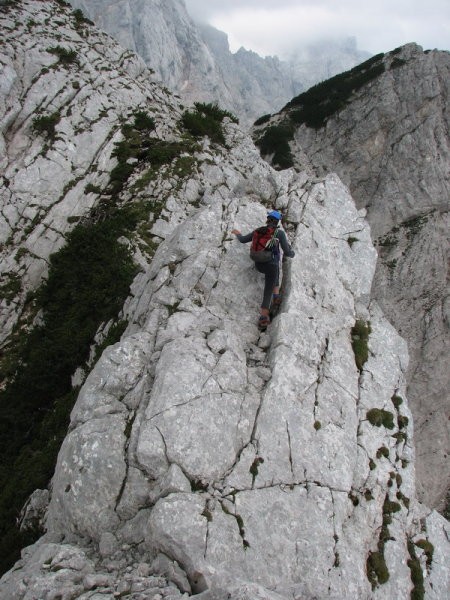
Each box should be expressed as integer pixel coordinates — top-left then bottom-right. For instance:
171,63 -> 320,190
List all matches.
253,49 -> 408,169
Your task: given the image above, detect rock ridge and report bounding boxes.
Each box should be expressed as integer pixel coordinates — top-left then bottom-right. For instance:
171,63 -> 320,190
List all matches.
254,43 -> 450,512
0,3 -> 449,599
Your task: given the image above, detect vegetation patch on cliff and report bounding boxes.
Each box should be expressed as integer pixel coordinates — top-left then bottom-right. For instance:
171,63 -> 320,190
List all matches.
0,204 -> 141,575
109,110 -> 197,194
254,122 -> 295,169
351,320 -> 371,371
366,494 -> 402,589
285,53 -> 385,129
366,408 -> 395,430
181,102 -> 237,145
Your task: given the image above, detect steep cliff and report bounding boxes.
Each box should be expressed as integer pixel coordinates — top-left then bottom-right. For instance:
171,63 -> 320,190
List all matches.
253,44 -> 450,513
0,3 -> 449,599
66,0 -> 369,126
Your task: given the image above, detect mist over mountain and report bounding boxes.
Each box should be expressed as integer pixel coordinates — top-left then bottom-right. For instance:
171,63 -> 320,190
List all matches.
68,0 -> 370,125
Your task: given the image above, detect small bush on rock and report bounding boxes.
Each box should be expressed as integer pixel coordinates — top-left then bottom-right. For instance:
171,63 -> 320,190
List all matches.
47,45 -> 78,65
31,111 -> 61,139
72,7 -> 94,26
181,102 -> 237,145
367,408 -> 395,429
407,540 -> 425,600
351,320 -> 371,371
255,123 -> 294,170
376,446 -> 390,459
367,551 -> 389,588
391,394 -> 403,409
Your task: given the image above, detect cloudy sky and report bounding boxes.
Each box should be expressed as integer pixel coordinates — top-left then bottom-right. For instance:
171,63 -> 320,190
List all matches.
184,0 -> 450,57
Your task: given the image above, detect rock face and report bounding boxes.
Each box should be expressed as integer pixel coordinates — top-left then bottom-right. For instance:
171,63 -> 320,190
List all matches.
0,0 -> 180,344
67,0 -> 369,125
0,3 -> 449,599
255,44 -> 450,513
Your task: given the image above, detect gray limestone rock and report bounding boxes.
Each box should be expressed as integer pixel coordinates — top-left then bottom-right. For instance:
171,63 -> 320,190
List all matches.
68,0 -> 369,126
0,5 -> 449,600
0,0 -> 181,345
259,43 -> 450,512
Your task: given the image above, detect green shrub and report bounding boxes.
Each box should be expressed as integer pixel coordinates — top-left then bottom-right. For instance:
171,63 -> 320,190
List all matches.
367,551 -> 389,588
253,113 -> 272,126
84,183 -> 103,195
376,446 -> 390,459
47,45 -> 78,65
0,273 -> 21,305
109,112 -> 191,194
397,415 -> 409,429
383,498 -> 401,515
392,431 -> 407,443
391,394 -> 403,409
416,539 -> 434,568
367,408 -> 395,429
0,204 -> 140,575
72,7 -> 94,26
255,123 -> 294,169
407,541 -> 425,600
366,491 -> 404,589
133,111 -> 156,131
351,320 -> 371,371
109,162 -> 135,194
194,102 -> 238,124
286,53 -> 385,128
396,491 -> 410,509
31,111 -> 61,139
181,108 -> 223,144
143,140 -> 190,167
180,102 -> 237,145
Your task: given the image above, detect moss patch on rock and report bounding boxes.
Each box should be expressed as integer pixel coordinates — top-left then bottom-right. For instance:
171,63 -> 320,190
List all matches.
367,408 -> 395,430
351,320 -> 371,371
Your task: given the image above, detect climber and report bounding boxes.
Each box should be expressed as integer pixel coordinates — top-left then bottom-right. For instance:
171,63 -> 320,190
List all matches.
231,210 -> 295,330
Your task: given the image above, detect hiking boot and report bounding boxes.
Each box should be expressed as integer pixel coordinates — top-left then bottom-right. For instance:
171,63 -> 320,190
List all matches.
272,293 -> 282,307
258,315 -> 270,330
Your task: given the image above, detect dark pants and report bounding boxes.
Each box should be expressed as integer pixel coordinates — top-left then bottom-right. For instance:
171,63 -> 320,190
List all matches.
255,262 -> 279,309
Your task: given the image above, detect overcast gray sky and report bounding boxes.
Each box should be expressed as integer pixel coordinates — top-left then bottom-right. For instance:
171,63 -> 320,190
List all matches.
184,0 -> 450,57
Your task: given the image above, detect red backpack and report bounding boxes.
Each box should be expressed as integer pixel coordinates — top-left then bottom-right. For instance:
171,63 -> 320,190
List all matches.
250,226 -> 279,263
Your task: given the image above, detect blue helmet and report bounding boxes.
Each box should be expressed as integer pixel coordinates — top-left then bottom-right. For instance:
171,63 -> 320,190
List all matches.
267,210 -> 282,221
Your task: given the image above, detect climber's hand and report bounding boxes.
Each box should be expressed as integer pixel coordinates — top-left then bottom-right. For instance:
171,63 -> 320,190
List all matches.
231,229 -> 241,235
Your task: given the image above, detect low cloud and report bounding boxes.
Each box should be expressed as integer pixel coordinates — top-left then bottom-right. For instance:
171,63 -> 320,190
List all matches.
185,0 -> 450,56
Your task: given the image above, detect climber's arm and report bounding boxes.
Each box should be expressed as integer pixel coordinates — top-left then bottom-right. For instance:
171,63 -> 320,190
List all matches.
232,230 -> 253,243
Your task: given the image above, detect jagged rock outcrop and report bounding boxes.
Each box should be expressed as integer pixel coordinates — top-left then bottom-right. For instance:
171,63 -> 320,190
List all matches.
254,44 -> 450,513
1,3 -> 449,599
67,0 -> 369,126
197,24 -> 297,122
